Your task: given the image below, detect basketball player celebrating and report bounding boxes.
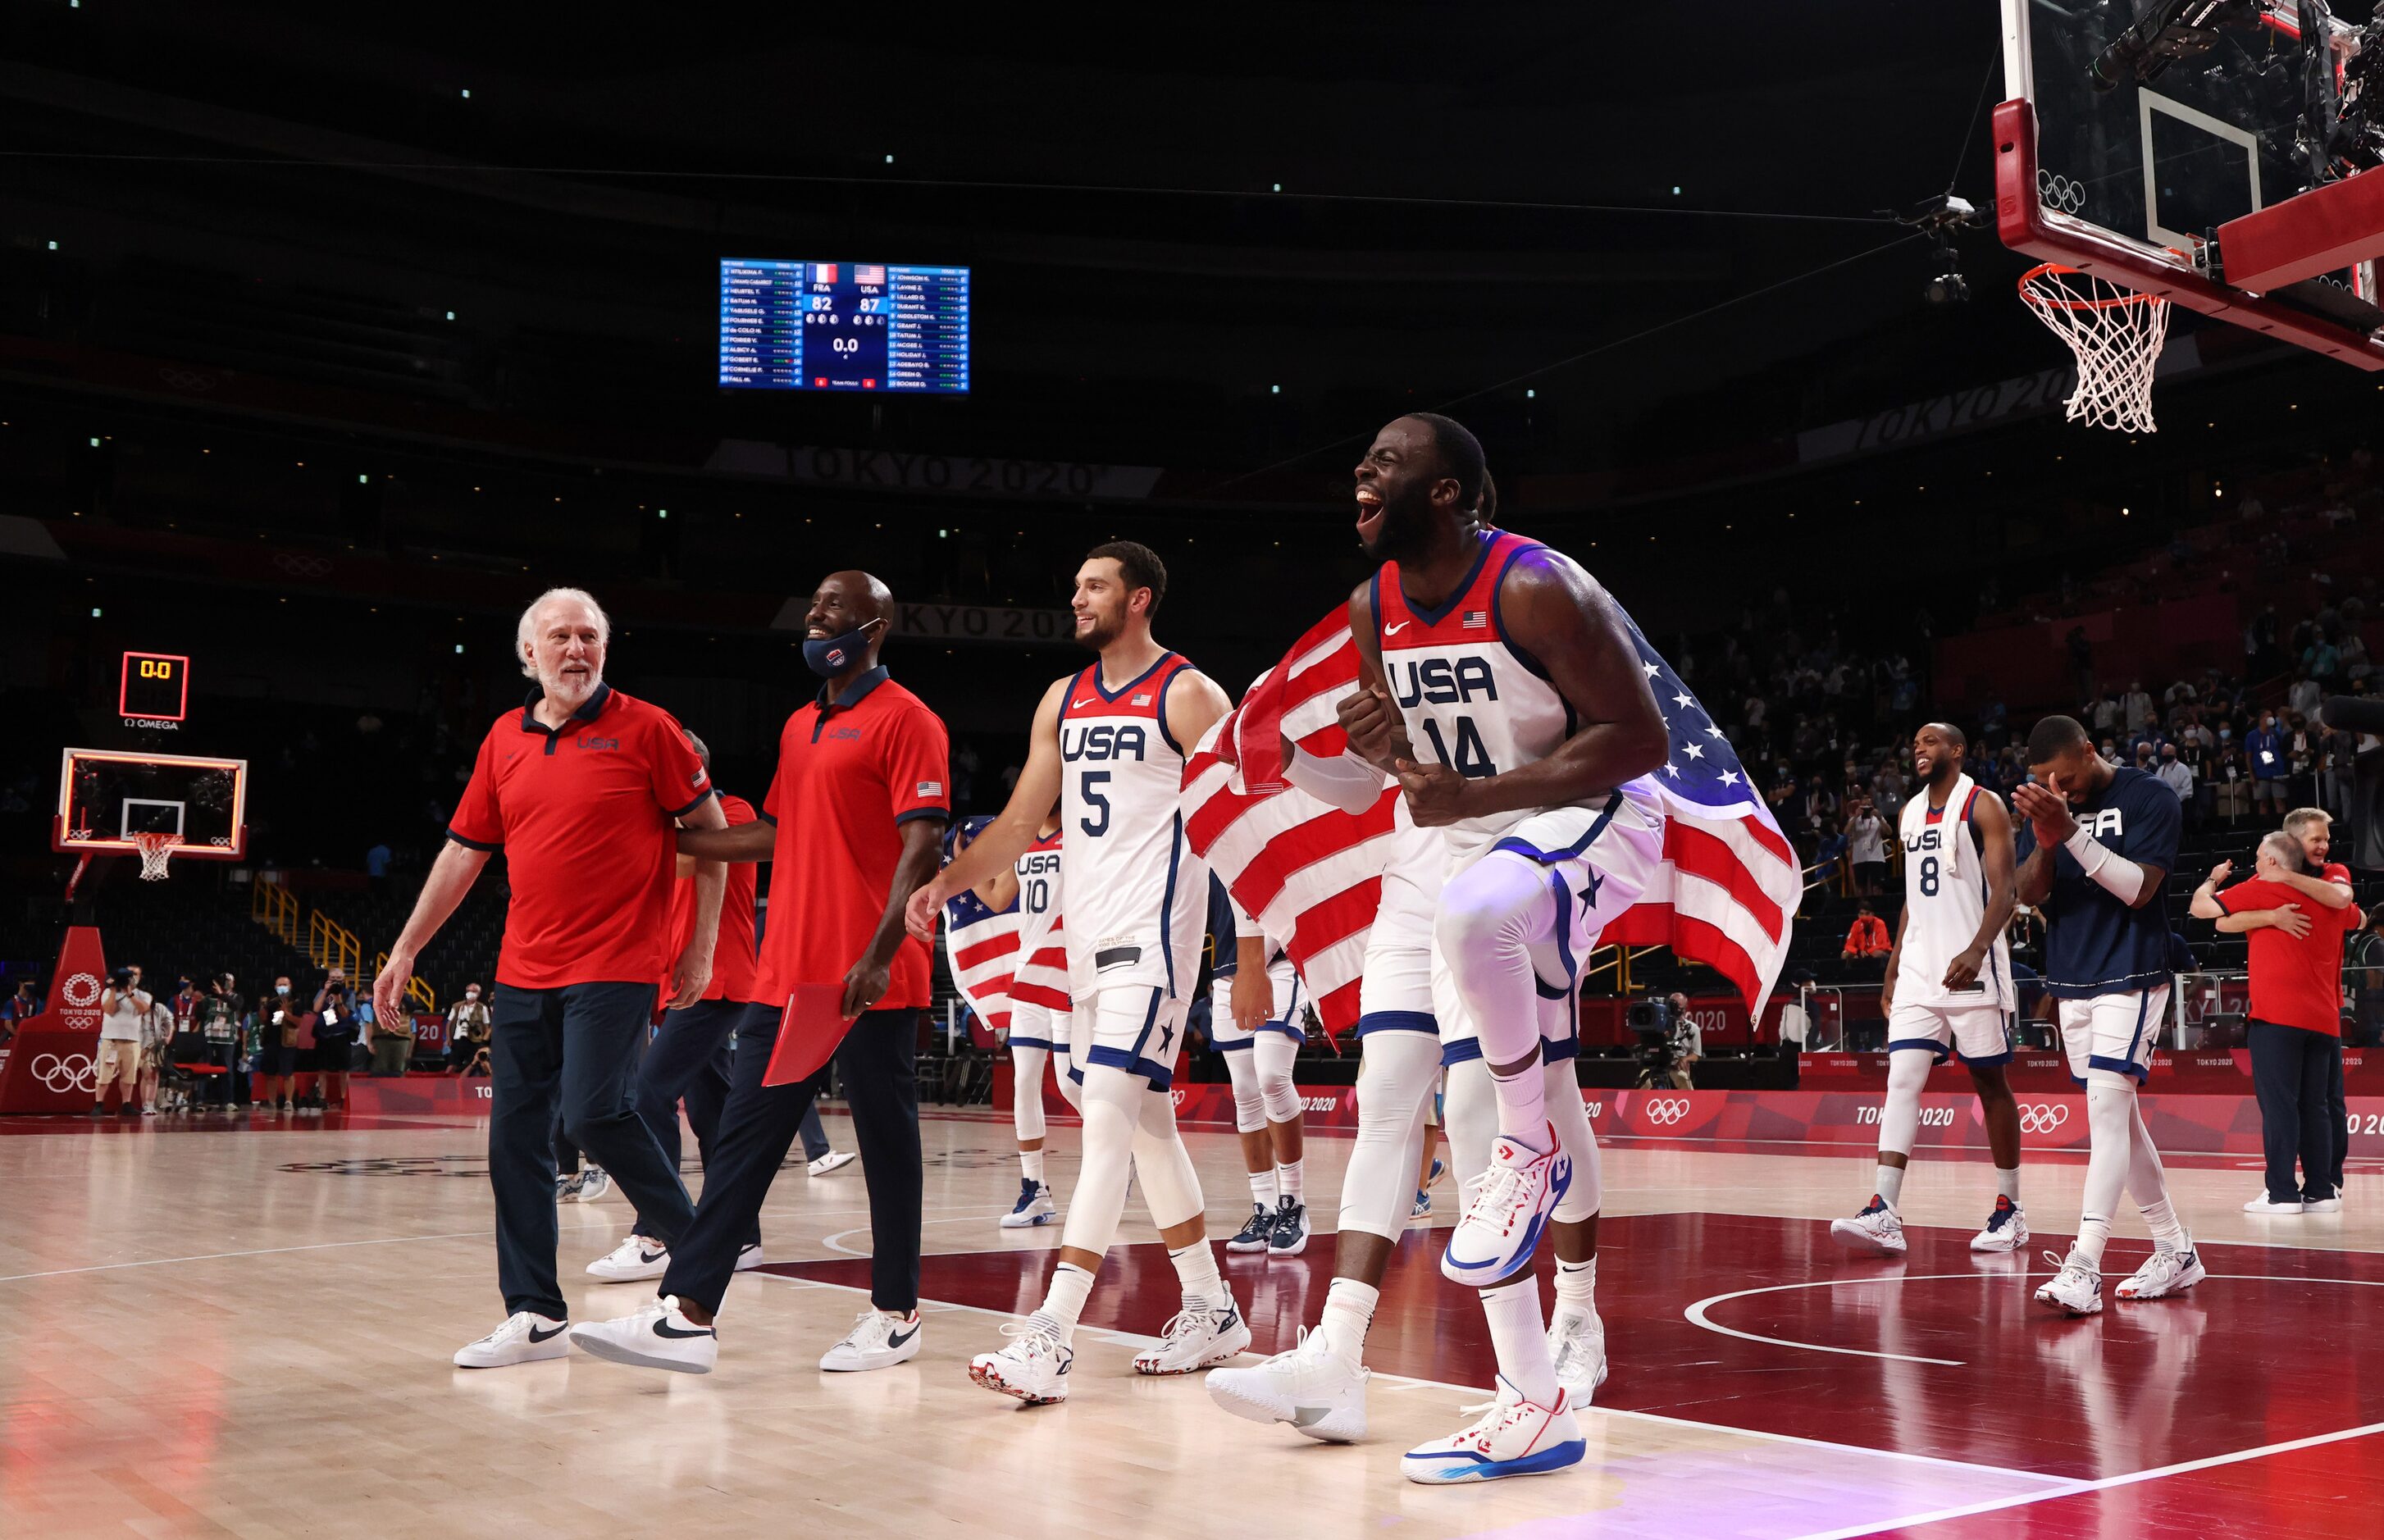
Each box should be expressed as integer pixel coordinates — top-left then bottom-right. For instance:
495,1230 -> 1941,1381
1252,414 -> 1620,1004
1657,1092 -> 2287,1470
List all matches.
1831,722 -> 2030,1256
909,541 -> 1249,1405
1206,879 -> 1311,1257
965,806 -> 1070,1228
1317,412 -> 1667,1480
2014,716 -> 2204,1314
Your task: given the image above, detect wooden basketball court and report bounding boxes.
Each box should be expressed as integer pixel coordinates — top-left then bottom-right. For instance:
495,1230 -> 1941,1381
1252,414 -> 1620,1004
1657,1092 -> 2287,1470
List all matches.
4,1107 -> 2380,1538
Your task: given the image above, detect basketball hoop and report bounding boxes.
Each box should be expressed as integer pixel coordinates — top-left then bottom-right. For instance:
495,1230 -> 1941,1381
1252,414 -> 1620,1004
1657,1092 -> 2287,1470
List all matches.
2018,262 -> 2172,434
132,831 -> 180,882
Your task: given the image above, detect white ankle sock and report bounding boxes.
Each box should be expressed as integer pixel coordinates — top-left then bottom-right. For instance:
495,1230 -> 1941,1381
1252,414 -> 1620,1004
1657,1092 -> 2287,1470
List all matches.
1169,1239 -> 1225,1308
2074,1216 -> 2111,1270
1021,1149 -> 1045,1183
1488,1063 -> 1548,1149
1036,1261 -> 1096,1342
1874,1163 -> 1906,1210
1249,1169 -> 1278,1207
1479,1278 -> 1559,1406
1996,1167 -> 2020,1203
1553,1255 -> 1598,1314
1276,1160 -> 1304,1202
1316,1278 -> 1379,1368
2138,1197 -> 2188,1252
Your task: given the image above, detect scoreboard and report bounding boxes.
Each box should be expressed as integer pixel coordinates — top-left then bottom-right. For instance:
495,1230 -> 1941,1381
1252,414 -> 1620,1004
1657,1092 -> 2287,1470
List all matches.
120,651 -> 189,725
718,261 -> 971,394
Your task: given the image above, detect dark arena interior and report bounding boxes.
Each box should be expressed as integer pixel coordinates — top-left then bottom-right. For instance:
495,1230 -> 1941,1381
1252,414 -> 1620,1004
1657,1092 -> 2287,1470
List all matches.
7,4 -> 2384,1536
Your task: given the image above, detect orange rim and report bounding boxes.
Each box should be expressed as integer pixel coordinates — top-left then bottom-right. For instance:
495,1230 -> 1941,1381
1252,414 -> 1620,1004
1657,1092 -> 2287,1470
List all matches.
2017,260 -> 2176,311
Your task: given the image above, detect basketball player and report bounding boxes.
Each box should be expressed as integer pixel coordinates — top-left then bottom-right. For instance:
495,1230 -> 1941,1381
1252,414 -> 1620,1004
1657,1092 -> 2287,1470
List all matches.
1206,878 -> 1311,1257
909,540 -> 1249,1404
2014,716 -> 2203,1314
963,806 -> 1071,1228
583,731 -> 767,1283
1831,722 -> 2029,1256
1219,414 -> 1652,1480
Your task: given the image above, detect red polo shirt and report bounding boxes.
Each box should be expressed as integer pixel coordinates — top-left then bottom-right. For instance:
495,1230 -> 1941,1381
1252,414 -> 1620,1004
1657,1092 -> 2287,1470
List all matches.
2217,873 -> 2361,1035
449,685 -> 713,991
665,791 -> 761,1002
755,667 -> 950,1009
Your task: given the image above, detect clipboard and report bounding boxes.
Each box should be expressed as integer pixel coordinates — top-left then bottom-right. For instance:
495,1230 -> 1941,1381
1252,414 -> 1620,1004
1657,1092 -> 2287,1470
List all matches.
761,984 -> 855,1088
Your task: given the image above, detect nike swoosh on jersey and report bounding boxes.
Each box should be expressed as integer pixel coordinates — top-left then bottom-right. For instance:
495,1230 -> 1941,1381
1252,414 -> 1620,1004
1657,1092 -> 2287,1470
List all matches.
1385,621 -> 1411,635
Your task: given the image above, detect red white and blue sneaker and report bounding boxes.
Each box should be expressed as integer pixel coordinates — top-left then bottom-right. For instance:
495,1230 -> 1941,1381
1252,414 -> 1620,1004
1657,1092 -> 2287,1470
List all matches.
1000,1178 -> 1057,1229
2115,1244 -> 2205,1301
970,1318 -> 1073,1405
568,1296 -> 719,1374
1402,1375 -> 1585,1485
1441,1126 -> 1569,1287
1830,1195 -> 1907,1255
1133,1300 -> 1251,1375
1969,1196 -> 2030,1254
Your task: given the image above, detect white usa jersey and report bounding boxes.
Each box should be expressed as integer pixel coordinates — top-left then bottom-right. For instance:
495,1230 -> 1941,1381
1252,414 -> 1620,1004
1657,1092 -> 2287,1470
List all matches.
1894,786 -> 2015,1012
1009,827 -> 1070,1013
1375,529 -> 1658,860
1056,652 -> 1209,999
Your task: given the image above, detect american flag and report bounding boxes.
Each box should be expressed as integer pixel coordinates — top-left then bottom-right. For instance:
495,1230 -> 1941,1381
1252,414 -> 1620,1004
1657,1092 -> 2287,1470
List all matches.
854,263 -> 887,285
1185,602 -> 1798,1018
941,816 -> 1021,1033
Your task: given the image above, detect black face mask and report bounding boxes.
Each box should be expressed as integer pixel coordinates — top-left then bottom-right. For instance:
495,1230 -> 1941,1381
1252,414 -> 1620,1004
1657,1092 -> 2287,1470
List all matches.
802,617 -> 885,679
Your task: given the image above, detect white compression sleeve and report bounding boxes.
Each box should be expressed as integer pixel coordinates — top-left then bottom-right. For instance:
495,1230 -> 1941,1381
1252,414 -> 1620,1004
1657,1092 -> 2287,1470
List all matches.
1254,1031 -> 1302,1125
1012,1045 -> 1048,1144
2064,827 -> 2149,903
1337,1032 -> 1440,1241
1879,1049 -> 1930,1159
1128,1082 -> 1206,1232
1223,1046 -> 1266,1133
1545,1057 -> 1602,1223
1057,1064 -> 1146,1258
1283,741 -> 1390,816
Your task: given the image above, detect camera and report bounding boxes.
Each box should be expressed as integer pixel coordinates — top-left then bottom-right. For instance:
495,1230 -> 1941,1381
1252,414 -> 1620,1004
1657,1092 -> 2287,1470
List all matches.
109,966 -> 135,988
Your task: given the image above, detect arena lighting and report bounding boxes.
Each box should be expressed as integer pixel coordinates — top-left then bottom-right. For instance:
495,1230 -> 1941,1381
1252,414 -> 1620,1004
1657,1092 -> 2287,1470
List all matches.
1271,385 -> 1281,394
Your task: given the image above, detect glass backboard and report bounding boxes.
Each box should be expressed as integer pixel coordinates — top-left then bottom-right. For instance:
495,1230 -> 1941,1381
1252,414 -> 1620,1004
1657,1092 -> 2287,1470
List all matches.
55,749 -> 248,859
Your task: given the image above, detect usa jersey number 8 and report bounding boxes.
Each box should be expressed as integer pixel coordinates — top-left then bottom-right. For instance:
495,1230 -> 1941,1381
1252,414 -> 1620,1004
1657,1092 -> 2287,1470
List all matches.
1917,855 -> 1938,897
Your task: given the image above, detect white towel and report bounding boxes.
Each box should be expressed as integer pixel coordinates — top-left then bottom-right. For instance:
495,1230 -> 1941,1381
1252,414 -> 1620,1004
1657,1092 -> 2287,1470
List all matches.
1899,772 -> 1975,882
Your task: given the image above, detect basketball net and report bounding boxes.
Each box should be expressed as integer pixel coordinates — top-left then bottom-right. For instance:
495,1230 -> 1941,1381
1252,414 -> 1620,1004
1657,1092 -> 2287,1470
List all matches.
132,831 -> 180,882
2018,262 -> 2171,434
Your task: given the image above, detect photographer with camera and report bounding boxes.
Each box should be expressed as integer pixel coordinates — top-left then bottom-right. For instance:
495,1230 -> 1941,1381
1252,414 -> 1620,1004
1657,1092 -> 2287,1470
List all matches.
258,975 -> 302,1113
1666,991 -> 1702,1089
312,977 -> 359,1112
196,973 -> 246,1110
93,964 -> 150,1117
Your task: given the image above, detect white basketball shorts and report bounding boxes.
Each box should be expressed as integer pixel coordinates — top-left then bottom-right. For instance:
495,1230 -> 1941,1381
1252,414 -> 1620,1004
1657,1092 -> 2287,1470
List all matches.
1209,955 -> 1303,1052
1886,1001 -> 2012,1068
2058,984 -> 2171,1084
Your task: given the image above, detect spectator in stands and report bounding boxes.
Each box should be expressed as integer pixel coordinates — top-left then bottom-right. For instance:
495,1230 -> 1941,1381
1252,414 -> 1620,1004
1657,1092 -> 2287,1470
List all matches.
139,990 -> 174,1115
2290,670 -> 2323,720
2214,732 -> 2251,822
1872,759 -> 1908,822
1842,901 -> 1891,964
94,965 -> 148,1118
2090,688 -> 2119,736
2322,712 -> 2359,822
1980,690 -> 2008,739
2347,905 -> 2384,1049
367,841 -> 394,885
2246,710 -> 2289,817
2,980 -> 41,1041
312,981 -> 358,1110
1666,992 -> 1701,1089
448,983 -> 493,1072
2307,630 -> 2343,691
258,976 -> 301,1113
1812,818 -> 1847,888
1845,796 -> 1889,895
198,973 -> 245,1109
2286,713 -> 2319,807
170,976 -> 201,1037
2342,628 -> 2372,686
369,994 -> 417,1077
2194,836 -> 2360,1214
2122,679 -> 2154,737
2156,743 -> 2195,827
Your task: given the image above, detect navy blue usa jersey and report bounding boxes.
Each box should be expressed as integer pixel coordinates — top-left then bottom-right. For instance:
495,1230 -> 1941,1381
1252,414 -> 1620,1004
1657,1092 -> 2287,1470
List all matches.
2013,765 -> 2182,998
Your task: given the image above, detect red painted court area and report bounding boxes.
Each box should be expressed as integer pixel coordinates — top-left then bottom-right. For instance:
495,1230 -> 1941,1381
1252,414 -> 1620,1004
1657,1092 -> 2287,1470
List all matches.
771,1214 -> 2384,1536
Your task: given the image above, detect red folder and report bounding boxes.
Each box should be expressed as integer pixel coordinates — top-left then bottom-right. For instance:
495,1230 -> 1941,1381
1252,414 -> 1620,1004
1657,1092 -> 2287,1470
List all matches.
761,985 -> 855,1088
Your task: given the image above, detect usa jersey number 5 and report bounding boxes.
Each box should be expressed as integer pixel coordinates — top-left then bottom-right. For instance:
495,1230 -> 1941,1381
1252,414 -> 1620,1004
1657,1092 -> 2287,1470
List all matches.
1078,770 -> 1111,837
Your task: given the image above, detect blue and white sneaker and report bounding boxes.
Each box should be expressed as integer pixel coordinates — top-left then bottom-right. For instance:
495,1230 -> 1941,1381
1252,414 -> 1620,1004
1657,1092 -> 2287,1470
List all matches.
1227,1203 -> 1274,1254
1440,1126 -> 1569,1287
1268,1197 -> 1311,1256
1969,1196 -> 2029,1254
2115,1244 -> 2204,1301
1000,1178 -> 1057,1229
1411,1189 -> 1433,1223
1829,1195 -> 1907,1255
1133,1299 -> 1251,1375
1402,1375 -> 1584,1485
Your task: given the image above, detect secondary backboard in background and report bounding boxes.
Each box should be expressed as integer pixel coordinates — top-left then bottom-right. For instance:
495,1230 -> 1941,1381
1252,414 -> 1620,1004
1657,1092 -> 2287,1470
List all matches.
1998,0 -> 2384,369
55,749 -> 247,859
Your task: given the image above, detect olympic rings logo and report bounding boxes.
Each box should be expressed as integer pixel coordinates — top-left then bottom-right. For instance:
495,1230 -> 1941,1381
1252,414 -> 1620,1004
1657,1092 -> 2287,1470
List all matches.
31,1053 -> 97,1093
1643,1097 -> 1692,1126
60,973 -> 102,1009
2018,1103 -> 2071,1134
2037,170 -> 2085,214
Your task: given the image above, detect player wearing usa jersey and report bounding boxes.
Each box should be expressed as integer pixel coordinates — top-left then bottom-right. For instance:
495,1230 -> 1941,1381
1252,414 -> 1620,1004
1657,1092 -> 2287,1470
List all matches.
911,540 -> 1248,1405
1333,413 -> 1666,1483
969,808 -> 1071,1228
2014,717 -> 2203,1315
1206,878 -> 1312,1258
1830,722 -> 2029,1259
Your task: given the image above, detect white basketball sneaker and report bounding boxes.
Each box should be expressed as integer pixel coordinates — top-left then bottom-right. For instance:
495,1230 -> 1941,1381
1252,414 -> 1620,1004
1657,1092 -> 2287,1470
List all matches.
1828,1195 -> 1907,1255
453,1310 -> 571,1369
570,1168 -> 613,1203
1206,1328 -> 1369,1442
1000,1178 -> 1057,1229
1441,1126 -> 1570,1287
568,1295 -> 718,1374
809,1150 -> 857,1177
819,1309 -> 922,1371
1546,1306 -> 1609,1403
1268,1197 -> 1311,1256
734,1242 -> 765,1272
2032,1250 -> 2104,1316
969,1319 -> 1073,1405
1969,1196 -> 2029,1253
1402,1376 -> 1585,1485
2115,1244 -> 2206,1301
586,1237 -> 671,1281
1133,1299 -> 1251,1375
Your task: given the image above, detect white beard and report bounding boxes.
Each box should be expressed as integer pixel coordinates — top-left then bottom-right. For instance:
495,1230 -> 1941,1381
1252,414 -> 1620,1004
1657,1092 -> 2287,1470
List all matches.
538,665 -> 602,710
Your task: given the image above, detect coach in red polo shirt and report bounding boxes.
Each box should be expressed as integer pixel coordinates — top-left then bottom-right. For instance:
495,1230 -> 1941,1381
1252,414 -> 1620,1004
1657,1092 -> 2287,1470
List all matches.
2192,831 -> 2361,1213
572,569 -> 949,1378
376,586 -> 729,1369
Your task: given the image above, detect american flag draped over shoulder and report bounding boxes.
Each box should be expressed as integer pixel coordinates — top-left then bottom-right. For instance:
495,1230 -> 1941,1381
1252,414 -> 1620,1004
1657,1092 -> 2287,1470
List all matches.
1182,608 -> 1397,1041
1183,604 -> 1798,1020
941,815 -> 1022,1034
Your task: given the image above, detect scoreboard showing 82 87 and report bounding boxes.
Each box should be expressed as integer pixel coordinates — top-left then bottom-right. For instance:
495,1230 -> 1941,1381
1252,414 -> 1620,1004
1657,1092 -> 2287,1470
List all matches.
718,260 -> 971,394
